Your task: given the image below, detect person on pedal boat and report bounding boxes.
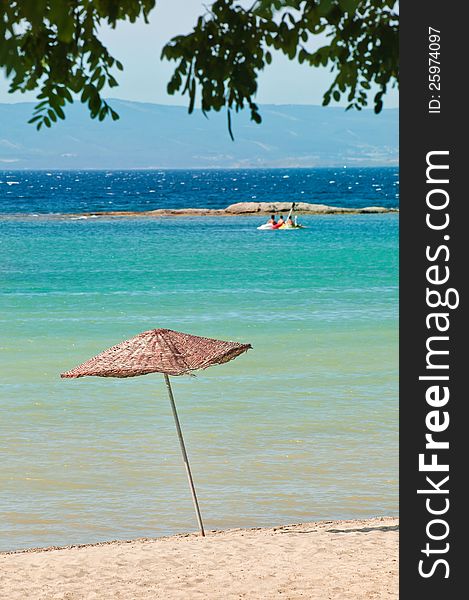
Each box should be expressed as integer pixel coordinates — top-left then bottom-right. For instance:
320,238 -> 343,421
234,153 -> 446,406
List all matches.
272,215 -> 285,229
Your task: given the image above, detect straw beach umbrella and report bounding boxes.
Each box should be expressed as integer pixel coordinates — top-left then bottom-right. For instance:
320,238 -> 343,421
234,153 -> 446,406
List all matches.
61,328 -> 252,537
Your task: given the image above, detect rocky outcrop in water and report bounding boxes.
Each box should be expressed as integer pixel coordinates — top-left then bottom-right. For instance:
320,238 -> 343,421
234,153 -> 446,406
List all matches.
6,202 -> 398,220
224,202 -> 397,215
80,202 -> 397,218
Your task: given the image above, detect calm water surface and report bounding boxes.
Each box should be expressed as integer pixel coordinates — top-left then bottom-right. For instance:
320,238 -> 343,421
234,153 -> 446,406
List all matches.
0,170 -> 398,550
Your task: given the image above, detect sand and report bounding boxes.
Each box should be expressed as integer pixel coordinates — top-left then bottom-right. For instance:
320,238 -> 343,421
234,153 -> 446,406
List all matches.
0,516 -> 398,600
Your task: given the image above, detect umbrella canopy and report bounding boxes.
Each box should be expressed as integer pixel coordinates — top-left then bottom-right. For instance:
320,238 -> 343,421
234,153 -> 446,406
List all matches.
61,328 -> 252,537
61,328 -> 251,379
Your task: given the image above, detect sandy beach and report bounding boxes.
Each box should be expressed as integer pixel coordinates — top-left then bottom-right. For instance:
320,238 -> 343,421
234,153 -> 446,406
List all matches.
0,517 -> 398,599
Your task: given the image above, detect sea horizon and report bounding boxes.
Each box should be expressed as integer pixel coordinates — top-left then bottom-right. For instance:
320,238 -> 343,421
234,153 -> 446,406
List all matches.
1,165 -> 398,171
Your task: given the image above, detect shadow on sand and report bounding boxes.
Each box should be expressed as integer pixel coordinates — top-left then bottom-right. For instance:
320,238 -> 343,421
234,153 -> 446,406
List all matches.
327,525 -> 399,534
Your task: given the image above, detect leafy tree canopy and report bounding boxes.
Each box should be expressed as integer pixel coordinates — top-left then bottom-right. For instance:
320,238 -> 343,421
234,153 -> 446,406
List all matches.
0,1 -> 398,134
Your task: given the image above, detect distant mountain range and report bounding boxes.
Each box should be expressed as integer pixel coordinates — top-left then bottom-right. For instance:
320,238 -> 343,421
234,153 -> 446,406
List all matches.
0,100 -> 398,170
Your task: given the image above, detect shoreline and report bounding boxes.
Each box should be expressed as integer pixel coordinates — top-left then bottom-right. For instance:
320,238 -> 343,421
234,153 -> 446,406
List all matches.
0,515 -> 399,555
0,517 -> 398,599
0,201 -> 399,220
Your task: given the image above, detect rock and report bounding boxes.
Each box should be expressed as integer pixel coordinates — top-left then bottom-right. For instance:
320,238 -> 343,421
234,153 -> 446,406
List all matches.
224,201 -> 399,215
360,206 -> 396,213
225,201 -> 350,214
224,202 -> 265,214
15,202 -> 398,221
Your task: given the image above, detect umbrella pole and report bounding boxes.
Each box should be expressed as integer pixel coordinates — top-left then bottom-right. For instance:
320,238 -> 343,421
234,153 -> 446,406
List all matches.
163,373 -> 205,537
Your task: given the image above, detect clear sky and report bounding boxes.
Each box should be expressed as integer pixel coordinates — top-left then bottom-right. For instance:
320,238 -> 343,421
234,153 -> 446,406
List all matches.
0,0 -> 398,109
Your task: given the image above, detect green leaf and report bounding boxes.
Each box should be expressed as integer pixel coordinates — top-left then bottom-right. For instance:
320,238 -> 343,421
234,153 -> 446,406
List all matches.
317,0 -> 334,17
227,109 -> 234,141
251,111 -> 262,124
89,93 -> 101,115
338,0 -> 360,13
55,105 -> 65,120
188,79 -> 196,114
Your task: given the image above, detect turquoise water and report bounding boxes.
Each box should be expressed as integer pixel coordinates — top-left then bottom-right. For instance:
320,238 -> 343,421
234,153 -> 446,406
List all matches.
0,214 -> 398,550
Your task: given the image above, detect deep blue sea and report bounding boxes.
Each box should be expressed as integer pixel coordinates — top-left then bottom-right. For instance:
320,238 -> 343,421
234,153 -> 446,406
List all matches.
0,168 -> 398,550
0,168 -> 399,214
